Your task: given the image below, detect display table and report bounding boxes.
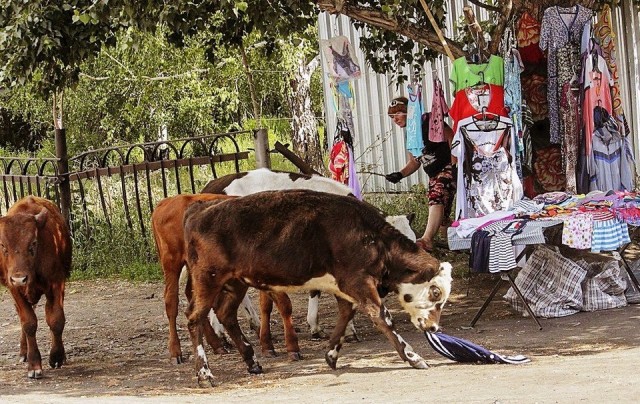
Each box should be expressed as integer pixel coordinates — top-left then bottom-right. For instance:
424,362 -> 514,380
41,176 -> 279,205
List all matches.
448,219 -> 640,329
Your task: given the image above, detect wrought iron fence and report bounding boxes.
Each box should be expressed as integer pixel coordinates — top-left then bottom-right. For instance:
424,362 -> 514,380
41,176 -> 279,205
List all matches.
0,130 -> 254,240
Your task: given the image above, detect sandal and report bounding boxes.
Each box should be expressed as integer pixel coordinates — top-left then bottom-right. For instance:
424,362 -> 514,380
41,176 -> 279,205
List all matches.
415,238 -> 433,253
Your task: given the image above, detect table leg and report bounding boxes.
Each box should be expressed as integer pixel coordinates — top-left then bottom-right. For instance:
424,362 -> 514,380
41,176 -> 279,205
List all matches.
505,272 -> 543,330
469,276 -> 503,328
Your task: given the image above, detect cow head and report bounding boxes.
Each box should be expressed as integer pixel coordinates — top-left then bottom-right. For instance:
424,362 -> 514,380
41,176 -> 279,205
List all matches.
0,208 -> 48,287
397,262 -> 452,332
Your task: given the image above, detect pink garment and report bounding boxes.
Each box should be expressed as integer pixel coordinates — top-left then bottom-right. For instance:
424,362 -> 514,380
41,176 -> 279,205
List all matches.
429,77 -> 449,142
562,212 -> 593,249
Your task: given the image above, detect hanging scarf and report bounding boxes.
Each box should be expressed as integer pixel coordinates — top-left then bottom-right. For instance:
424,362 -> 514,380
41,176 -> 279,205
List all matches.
406,84 -> 424,156
428,77 -> 449,143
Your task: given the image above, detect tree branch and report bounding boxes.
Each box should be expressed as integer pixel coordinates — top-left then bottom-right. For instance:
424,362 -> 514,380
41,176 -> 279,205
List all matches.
466,0 -> 502,13
317,0 -> 465,59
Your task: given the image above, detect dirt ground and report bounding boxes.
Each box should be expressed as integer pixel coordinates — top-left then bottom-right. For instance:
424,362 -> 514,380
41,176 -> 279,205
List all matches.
2,248 -> 640,403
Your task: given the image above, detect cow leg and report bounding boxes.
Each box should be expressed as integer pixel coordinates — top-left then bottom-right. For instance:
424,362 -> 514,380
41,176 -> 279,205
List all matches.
164,263 -> 183,364
269,292 -> 301,361
344,319 -> 360,343
186,273 -> 229,355
365,303 -> 428,370
258,292 -> 276,356
186,272 -> 227,387
325,297 -> 357,370
44,284 -> 66,369
307,290 -> 327,340
10,290 -> 42,379
239,292 -> 261,333
215,282 -> 262,375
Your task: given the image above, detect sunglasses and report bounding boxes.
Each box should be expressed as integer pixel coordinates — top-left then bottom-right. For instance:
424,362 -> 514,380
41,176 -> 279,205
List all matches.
389,99 -> 407,107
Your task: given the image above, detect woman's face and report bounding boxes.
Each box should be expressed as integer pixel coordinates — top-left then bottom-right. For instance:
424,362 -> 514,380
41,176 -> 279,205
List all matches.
390,112 -> 407,128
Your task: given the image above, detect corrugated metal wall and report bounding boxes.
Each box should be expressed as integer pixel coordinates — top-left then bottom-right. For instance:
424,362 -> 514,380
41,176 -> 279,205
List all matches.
319,0 -> 640,193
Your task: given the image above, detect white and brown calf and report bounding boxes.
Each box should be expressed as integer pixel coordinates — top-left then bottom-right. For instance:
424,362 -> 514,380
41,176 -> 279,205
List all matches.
183,189 -> 452,386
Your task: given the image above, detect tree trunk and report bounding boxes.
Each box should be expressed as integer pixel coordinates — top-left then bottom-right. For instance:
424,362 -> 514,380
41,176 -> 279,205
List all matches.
240,43 -> 261,122
288,55 -> 327,175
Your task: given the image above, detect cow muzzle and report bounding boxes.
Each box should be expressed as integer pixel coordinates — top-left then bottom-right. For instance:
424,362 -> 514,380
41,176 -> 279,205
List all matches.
10,275 -> 28,286
417,317 -> 439,333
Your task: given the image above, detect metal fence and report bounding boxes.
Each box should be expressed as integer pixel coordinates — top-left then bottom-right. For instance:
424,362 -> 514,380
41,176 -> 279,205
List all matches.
0,130 -> 255,240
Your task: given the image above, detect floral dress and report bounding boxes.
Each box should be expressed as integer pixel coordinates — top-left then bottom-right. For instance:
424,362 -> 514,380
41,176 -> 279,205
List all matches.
540,4 -> 592,144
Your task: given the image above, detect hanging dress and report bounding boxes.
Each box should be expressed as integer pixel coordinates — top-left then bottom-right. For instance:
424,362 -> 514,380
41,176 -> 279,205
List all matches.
428,77 -> 449,143
539,4 -> 592,144
405,84 -> 424,157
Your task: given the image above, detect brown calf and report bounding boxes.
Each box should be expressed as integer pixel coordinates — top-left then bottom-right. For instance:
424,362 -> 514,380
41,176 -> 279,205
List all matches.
183,190 -> 452,386
0,196 -> 72,379
151,193 -> 301,364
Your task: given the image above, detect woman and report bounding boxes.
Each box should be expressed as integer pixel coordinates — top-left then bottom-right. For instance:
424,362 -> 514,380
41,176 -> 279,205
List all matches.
385,97 -> 456,252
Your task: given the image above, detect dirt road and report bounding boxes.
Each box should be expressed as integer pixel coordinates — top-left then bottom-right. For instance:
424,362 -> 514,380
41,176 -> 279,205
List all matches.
2,272 -> 639,403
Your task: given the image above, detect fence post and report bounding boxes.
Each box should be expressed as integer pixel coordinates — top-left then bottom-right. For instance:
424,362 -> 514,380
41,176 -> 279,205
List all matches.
253,128 -> 271,169
55,128 -> 71,222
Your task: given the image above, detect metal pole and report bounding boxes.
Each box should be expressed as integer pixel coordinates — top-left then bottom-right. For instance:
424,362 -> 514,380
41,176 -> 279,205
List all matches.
55,128 -> 71,222
253,128 -> 271,169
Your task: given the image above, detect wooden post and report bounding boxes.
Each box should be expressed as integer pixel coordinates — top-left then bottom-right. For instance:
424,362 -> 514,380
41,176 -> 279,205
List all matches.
418,0 -> 456,61
55,128 -> 71,222
274,141 -> 321,175
253,128 -> 271,169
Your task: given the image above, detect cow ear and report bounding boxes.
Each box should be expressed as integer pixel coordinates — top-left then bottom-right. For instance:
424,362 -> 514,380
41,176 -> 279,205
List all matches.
438,262 -> 453,279
34,208 -> 48,229
405,212 -> 416,225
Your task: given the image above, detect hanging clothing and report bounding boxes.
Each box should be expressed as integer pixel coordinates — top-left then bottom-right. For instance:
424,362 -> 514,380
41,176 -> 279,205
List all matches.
589,108 -> 635,193
449,84 -> 508,133
559,81 -> 581,194
329,140 -> 349,184
540,4 -> 592,144
449,55 -> 505,94
405,84 -> 424,156
504,48 -> 525,179
451,116 -> 522,219
594,4 -> 625,121
428,77 -> 449,143
583,53 -> 614,165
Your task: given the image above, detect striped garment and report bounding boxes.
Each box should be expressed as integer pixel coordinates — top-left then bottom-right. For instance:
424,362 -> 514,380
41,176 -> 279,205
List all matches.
590,210 -> 630,253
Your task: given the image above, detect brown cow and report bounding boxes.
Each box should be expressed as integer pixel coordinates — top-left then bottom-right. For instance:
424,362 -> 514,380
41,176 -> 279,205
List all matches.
0,196 -> 72,379
183,190 -> 452,386
151,193 -> 301,364
201,168 -> 417,342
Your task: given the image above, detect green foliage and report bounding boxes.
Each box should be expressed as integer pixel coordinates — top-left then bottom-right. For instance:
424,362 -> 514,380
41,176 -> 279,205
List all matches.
71,220 -> 162,281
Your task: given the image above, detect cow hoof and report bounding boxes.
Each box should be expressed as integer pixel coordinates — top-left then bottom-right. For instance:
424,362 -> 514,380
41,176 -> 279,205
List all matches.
49,352 -> 66,368
171,355 -> 184,365
325,352 -> 337,370
288,352 -> 303,361
196,368 -> 215,387
248,363 -> 263,374
311,331 -> 328,340
263,349 -> 277,358
344,334 -> 360,343
410,359 -> 429,369
28,369 -> 43,379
